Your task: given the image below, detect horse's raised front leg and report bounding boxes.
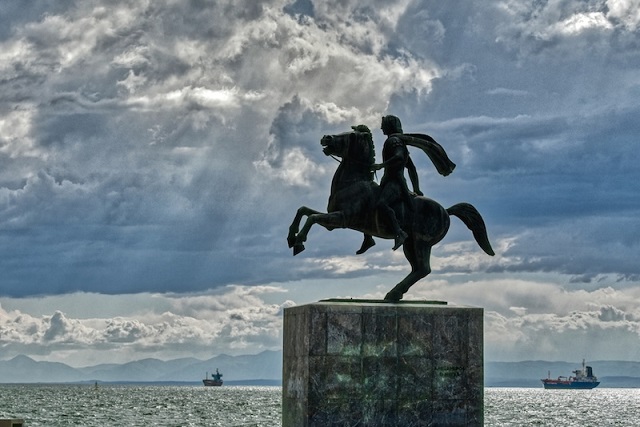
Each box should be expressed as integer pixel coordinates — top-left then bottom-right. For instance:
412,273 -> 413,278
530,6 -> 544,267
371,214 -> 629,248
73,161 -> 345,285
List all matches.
384,239 -> 432,301
292,211 -> 346,255
287,206 -> 322,249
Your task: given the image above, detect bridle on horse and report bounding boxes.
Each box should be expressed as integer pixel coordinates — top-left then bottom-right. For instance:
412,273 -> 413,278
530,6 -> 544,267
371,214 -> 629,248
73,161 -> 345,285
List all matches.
327,136 -> 378,181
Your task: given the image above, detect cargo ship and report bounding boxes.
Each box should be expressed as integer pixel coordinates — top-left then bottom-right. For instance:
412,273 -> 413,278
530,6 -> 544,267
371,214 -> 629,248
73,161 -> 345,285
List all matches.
203,368 -> 223,386
541,359 -> 599,389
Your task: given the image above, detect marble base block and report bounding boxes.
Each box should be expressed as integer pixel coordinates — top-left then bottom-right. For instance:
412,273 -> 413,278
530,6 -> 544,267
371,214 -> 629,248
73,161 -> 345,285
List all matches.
282,301 -> 483,426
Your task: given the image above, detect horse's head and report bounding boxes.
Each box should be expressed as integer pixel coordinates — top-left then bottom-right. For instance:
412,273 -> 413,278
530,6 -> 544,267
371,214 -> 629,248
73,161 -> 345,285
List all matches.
321,132 -> 352,158
321,130 -> 375,180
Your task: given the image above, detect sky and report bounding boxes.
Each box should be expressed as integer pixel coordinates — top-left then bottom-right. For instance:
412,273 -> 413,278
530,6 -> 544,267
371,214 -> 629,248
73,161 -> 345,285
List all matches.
1,0 -> 639,367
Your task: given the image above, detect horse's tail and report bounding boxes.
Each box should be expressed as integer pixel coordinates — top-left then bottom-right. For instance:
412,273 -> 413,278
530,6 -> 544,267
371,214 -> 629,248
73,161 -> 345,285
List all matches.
446,203 -> 495,256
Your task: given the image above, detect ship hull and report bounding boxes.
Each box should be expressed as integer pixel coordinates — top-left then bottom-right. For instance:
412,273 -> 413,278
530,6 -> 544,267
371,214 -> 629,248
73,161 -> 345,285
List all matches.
203,369 -> 223,386
542,381 -> 599,390
542,360 -> 599,389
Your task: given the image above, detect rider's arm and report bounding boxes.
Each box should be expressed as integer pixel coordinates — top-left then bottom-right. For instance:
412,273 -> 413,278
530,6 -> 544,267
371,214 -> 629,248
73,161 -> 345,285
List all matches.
373,144 -> 405,171
406,156 -> 423,196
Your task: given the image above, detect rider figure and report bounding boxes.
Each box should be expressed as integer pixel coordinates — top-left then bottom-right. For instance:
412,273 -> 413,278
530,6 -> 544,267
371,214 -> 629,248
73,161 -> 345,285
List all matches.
372,115 -> 423,251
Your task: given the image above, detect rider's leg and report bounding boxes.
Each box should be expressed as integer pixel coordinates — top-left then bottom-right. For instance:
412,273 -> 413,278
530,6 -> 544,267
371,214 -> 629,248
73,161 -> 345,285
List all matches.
379,204 -> 407,250
357,234 -> 376,254
377,184 -> 408,250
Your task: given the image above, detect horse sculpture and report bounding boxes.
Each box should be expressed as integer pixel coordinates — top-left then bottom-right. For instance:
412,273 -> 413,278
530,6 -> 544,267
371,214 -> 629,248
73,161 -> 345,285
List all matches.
287,130 -> 495,301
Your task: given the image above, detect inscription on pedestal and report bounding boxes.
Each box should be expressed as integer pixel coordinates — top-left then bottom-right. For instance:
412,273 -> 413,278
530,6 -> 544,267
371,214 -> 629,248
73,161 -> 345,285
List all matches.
282,301 -> 483,426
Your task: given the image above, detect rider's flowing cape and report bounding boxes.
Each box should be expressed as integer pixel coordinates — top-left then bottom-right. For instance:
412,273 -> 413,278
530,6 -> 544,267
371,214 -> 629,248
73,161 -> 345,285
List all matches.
397,133 -> 456,176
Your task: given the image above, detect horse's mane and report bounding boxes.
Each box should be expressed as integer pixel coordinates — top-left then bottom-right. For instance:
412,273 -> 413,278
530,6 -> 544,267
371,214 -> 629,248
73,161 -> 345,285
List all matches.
362,131 -> 375,173
351,127 -> 375,181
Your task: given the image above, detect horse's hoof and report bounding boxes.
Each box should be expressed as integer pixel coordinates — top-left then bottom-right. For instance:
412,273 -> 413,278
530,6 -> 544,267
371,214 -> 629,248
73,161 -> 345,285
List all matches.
293,244 -> 305,256
384,290 -> 402,302
287,236 -> 296,248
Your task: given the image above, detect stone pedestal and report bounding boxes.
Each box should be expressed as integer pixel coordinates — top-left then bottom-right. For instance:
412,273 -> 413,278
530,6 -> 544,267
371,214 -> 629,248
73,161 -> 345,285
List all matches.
282,300 -> 483,426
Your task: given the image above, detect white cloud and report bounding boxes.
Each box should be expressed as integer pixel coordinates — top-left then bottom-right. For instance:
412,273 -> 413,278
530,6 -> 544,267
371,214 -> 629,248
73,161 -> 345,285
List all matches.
307,255 -> 372,274
555,12 -> 613,35
0,286 -> 289,366
493,0 -> 639,56
0,39 -> 35,79
0,108 -> 40,159
255,146 -> 327,187
21,4 -> 139,69
607,0 -> 640,30
409,277 -> 640,361
486,88 -> 530,97
127,86 -> 244,113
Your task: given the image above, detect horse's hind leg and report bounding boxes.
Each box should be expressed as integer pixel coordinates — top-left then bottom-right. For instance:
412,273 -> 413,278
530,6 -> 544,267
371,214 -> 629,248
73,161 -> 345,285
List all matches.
287,206 -> 322,248
384,240 -> 432,302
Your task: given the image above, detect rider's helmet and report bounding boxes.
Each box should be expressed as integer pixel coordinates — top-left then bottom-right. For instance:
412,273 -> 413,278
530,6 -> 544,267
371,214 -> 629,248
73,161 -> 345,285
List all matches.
381,115 -> 403,135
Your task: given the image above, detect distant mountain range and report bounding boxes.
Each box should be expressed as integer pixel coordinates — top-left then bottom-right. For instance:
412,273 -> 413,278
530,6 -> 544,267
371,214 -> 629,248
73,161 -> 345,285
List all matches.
2,352 -> 640,387
0,350 -> 282,385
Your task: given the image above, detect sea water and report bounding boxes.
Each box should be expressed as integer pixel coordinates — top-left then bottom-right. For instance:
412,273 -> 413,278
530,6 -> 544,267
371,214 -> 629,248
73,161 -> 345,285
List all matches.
0,385 -> 280,427
486,388 -> 640,426
1,385 -> 639,426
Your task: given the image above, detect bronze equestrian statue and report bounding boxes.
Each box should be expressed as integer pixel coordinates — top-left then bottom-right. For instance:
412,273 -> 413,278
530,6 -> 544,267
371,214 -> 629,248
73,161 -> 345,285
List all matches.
287,117 -> 494,301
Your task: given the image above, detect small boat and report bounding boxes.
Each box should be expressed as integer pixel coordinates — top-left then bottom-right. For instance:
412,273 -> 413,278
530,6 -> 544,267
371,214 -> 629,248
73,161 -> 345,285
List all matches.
541,359 -> 600,389
203,368 -> 223,386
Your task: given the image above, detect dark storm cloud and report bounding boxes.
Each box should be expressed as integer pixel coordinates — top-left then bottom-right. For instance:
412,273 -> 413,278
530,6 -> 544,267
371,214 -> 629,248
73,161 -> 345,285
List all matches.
1,0 -> 639,299
0,0 -> 438,297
